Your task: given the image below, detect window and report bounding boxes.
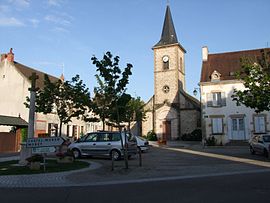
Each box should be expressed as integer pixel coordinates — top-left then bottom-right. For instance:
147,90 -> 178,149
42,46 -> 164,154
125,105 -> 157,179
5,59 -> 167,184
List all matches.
207,92 -> 226,107
212,117 -> 223,134
48,123 -> 58,136
254,115 -> 266,133
85,133 -> 98,142
72,125 -> 77,137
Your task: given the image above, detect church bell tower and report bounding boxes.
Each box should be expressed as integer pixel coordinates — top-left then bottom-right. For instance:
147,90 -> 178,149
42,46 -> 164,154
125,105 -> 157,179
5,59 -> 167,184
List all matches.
152,5 -> 186,140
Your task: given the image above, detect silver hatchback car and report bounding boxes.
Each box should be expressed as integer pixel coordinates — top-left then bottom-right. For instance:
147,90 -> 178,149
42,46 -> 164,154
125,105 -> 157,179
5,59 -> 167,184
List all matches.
249,134 -> 270,157
68,131 -> 137,160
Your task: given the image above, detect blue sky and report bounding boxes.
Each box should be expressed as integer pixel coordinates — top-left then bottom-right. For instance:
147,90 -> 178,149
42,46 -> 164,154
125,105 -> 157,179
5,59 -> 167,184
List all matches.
1,0 -> 270,102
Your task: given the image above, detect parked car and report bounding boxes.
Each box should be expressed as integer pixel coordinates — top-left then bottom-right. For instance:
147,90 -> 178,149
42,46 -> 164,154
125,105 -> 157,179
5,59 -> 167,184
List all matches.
68,131 -> 137,160
249,134 -> 270,157
135,135 -> 149,152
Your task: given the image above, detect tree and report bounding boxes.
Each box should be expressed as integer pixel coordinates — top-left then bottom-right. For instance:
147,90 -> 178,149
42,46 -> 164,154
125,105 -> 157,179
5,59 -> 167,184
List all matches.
232,49 -> 270,113
91,51 -> 133,130
125,96 -> 147,135
25,74 -> 91,136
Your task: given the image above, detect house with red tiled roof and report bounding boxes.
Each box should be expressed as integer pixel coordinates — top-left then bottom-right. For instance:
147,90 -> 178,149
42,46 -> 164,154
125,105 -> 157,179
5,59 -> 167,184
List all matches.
200,47 -> 270,145
0,49 -> 101,152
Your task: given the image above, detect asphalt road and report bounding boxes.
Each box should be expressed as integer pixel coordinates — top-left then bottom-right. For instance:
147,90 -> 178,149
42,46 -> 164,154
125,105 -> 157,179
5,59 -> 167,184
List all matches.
1,145 -> 270,202
0,171 -> 270,203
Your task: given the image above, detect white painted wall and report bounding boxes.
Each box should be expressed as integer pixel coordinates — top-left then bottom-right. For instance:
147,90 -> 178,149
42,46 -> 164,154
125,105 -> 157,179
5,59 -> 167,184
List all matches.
0,59 -> 101,137
201,80 -> 270,144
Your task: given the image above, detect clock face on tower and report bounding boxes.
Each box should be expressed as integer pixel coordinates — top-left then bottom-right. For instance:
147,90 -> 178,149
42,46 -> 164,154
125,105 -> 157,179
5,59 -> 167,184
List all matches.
162,55 -> 169,63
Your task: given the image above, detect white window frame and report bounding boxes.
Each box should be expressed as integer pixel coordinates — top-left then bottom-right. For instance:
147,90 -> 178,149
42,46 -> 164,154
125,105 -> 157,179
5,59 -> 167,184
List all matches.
207,92 -> 226,107
254,115 -> 266,133
211,117 -> 223,134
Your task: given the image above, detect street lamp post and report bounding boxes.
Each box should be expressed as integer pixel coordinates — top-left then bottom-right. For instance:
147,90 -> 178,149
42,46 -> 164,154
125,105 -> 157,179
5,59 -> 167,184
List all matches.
193,86 -> 204,148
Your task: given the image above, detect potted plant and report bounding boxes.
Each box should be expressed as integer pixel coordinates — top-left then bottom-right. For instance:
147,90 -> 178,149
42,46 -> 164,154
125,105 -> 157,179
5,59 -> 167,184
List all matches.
26,154 -> 44,170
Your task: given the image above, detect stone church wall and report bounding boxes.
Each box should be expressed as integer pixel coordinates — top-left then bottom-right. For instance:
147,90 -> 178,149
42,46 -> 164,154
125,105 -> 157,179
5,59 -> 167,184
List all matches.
180,109 -> 199,135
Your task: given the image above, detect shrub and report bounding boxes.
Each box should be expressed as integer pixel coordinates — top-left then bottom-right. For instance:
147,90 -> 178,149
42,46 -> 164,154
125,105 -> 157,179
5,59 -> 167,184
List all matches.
181,129 -> 202,141
26,154 -> 44,162
146,130 -> 158,141
21,128 -> 27,142
205,136 -> 217,146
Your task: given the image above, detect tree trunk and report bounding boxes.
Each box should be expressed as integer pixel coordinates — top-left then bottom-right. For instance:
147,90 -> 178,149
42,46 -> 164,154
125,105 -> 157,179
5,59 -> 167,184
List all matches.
59,121 -> 63,137
102,117 -> 105,131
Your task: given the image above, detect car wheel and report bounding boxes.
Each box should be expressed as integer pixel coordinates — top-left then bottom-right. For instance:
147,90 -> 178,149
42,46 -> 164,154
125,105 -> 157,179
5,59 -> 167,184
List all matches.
263,149 -> 269,158
72,148 -> 81,159
249,146 -> 255,155
111,150 -> 121,161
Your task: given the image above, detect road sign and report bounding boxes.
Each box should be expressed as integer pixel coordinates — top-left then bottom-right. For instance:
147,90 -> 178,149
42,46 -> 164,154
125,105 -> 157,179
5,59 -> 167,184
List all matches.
32,146 -> 56,154
26,137 -> 65,148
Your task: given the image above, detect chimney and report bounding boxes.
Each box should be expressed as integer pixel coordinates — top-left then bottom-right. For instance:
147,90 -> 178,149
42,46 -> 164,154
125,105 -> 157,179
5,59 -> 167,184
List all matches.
7,48 -> 14,62
202,46 -> 208,61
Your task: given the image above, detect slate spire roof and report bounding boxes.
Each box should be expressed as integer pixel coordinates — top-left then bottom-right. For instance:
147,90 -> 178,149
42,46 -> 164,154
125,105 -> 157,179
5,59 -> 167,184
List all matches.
154,5 -> 178,47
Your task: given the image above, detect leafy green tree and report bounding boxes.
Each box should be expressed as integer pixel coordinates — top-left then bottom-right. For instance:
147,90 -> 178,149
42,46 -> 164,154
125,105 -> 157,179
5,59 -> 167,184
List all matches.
125,96 -> 147,135
232,50 -> 270,113
91,51 -> 133,130
25,74 -> 91,136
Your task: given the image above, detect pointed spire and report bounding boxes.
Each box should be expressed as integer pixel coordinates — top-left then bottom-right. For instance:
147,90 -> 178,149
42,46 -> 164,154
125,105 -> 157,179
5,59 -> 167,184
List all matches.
154,5 -> 178,47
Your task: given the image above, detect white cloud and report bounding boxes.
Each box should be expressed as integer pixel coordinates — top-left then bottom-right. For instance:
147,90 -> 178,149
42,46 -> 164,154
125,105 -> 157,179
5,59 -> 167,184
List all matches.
0,17 -> 25,26
53,26 -> 68,33
47,0 -> 63,7
45,14 -> 71,26
29,18 -> 39,27
0,5 -> 10,13
8,0 -> 30,8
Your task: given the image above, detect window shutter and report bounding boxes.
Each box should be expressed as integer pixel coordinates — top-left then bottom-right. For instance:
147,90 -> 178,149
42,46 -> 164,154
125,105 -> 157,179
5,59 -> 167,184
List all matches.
259,116 -> 265,133
221,92 -> 226,106
255,116 -> 266,133
207,93 -> 213,107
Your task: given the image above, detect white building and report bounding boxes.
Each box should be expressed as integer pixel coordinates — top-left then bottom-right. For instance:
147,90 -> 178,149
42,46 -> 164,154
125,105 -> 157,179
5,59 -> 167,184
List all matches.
200,47 -> 270,145
0,49 -> 101,140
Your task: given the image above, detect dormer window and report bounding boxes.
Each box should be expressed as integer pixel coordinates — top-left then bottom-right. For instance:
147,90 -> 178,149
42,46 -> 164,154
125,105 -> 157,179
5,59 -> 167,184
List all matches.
211,70 -> 221,82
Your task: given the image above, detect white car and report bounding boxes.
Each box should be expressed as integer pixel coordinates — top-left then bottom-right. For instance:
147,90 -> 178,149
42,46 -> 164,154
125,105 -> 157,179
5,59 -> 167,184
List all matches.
249,134 -> 270,157
135,136 -> 149,152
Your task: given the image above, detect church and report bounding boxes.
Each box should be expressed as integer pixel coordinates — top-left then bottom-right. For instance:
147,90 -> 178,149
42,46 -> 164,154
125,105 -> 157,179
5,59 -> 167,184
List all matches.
142,5 -> 201,140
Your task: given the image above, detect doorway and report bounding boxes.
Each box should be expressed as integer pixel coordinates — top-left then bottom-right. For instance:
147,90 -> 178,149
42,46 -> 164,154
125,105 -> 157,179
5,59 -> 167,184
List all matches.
231,118 -> 245,140
162,120 -> 171,141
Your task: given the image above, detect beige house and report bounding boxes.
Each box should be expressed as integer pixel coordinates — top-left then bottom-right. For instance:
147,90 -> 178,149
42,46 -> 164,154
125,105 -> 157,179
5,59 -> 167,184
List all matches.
200,47 -> 270,145
142,5 -> 200,140
0,49 -> 100,141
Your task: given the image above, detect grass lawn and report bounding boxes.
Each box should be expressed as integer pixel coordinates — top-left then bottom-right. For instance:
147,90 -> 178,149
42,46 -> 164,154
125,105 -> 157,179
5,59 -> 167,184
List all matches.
0,159 -> 89,175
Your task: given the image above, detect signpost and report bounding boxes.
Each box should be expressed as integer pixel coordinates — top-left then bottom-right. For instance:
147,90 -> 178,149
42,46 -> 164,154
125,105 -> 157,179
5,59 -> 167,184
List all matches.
26,137 -> 65,148
32,147 -> 56,154
26,137 -> 65,172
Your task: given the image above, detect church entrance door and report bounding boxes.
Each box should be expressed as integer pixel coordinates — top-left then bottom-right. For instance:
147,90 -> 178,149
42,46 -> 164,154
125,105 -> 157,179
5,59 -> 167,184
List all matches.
162,121 -> 171,141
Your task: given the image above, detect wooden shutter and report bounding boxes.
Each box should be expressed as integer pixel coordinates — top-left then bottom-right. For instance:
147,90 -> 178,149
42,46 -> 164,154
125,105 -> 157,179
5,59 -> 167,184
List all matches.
221,92 -> 226,106
207,93 -> 213,107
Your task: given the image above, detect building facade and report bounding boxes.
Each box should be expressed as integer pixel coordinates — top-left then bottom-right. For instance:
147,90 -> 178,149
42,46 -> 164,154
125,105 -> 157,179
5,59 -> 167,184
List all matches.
142,6 -> 200,140
200,47 -> 270,144
0,49 -> 101,140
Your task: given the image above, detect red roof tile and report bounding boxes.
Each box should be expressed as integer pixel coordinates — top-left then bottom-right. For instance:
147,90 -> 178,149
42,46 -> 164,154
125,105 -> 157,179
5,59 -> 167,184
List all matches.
200,48 -> 270,83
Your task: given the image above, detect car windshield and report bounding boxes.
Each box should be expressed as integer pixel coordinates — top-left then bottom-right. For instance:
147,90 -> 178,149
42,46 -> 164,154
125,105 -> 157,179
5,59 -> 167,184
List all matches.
263,135 -> 270,142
